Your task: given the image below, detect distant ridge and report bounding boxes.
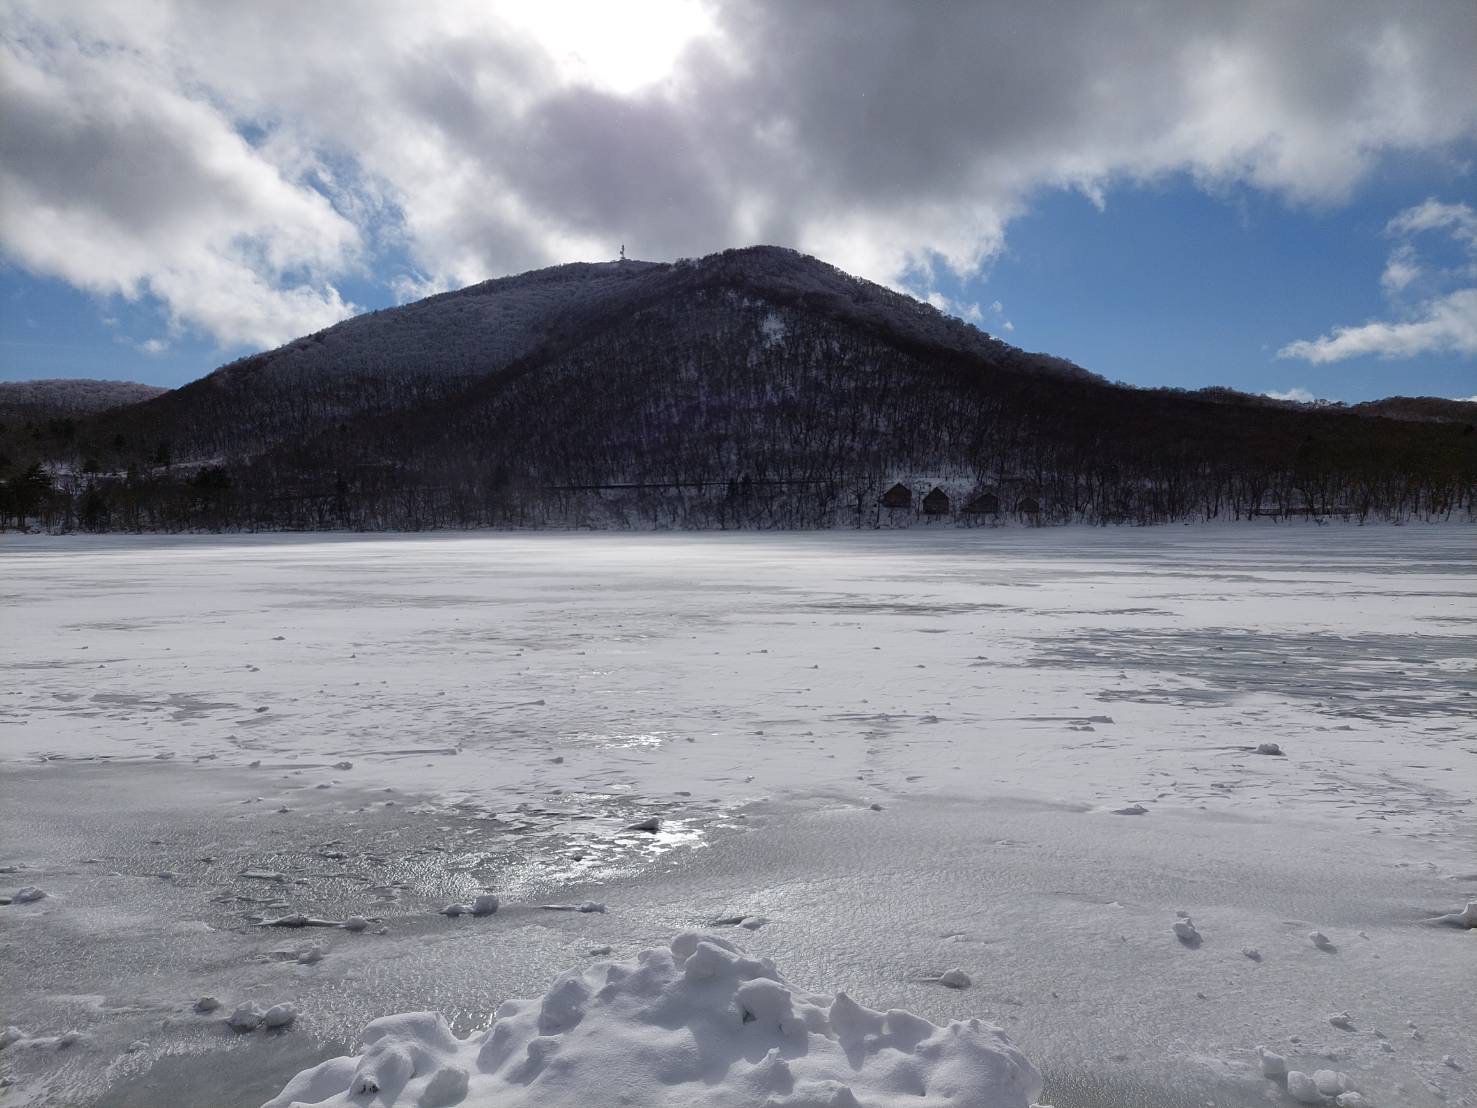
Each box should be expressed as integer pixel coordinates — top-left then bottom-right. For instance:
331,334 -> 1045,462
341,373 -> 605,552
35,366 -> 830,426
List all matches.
0,378 -> 168,419
1349,396 -> 1477,423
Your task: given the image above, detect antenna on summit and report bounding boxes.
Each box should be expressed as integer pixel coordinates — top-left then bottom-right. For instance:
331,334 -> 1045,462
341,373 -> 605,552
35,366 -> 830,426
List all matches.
619,243 -> 626,262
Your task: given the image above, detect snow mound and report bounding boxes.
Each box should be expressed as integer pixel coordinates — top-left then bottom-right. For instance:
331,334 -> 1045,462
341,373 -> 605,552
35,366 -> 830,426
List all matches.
263,1003 -> 298,1029
229,1003 -> 266,1031
1255,1045 -> 1286,1078
262,932 -> 1043,1108
1425,899 -> 1477,928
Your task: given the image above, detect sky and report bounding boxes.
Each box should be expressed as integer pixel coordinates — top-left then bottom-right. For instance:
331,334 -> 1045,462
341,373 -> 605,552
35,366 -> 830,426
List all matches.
1,0 -> 1475,403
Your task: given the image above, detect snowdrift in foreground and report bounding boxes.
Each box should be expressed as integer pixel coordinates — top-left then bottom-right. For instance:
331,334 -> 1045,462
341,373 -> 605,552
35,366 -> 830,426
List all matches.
263,932 -> 1044,1108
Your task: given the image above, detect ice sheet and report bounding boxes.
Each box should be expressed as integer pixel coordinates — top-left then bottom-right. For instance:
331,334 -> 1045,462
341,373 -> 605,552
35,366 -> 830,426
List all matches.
2,525 -> 1473,1106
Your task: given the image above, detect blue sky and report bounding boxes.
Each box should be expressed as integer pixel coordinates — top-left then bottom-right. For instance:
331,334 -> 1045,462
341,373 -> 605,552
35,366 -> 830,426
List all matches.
6,168 -> 1471,402
0,261 -> 395,391
926,168 -> 1477,403
2,2 -> 1474,402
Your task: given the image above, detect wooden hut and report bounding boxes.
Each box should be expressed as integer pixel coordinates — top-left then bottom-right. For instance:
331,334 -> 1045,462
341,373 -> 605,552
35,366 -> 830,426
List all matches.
962,491 -> 1000,515
922,487 -> 951,516
1016,496 -> 1041,515
880,483 -> 912,509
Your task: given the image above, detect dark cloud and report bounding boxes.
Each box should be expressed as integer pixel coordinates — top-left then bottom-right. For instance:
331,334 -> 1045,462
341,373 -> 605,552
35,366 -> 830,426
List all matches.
1,0 -> 1473,347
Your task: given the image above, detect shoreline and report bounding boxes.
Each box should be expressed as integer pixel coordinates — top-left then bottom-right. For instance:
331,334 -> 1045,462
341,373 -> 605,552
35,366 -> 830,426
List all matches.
2,512 -> 1474,545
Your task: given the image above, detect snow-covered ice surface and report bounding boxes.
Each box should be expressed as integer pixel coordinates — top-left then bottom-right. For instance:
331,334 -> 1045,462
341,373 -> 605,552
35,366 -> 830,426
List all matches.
1,526 -> 1474,1107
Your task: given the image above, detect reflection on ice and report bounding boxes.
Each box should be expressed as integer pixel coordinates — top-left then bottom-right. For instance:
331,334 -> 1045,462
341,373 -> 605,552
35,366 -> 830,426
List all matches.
562,729 -> 674,749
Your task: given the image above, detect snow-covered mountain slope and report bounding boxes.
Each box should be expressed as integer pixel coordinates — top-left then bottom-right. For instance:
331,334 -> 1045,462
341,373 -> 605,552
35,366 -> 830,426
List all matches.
213,258 -> 674,389
205,247 -> 1083,392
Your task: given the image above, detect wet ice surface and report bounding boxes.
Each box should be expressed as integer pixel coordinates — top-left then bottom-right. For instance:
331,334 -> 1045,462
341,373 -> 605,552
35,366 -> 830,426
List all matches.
1,525 -> 1474,1106
0,766 -> 729,1107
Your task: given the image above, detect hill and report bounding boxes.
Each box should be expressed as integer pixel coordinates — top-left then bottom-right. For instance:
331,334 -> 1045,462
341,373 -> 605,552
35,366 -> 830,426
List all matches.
0,378 -> 168,420
2,247 -> 1473,531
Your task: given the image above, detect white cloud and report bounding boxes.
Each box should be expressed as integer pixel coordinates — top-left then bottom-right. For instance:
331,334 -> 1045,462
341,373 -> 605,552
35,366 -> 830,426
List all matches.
137,338 -> 169,355
980,300 -> 1015,331
2,1 -> 1476,352
1386,198 -> 1477,247
1380,243 -> 1421,292
1279,288 -> 1477,362
1455,394 -> 1477,402
1281,199 -> 1477,363
923,291 -> 984,323
1264,386 -> 1316,402
0,16 -> 361,348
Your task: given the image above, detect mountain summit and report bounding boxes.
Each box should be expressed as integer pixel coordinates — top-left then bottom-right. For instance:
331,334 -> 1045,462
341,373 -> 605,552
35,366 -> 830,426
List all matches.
3,247 -> 1473,531
217,246 -> 1089,387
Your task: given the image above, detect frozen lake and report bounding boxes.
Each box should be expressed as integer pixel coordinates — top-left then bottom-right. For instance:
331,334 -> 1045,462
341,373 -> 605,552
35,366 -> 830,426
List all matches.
2,526 -> 1474,1106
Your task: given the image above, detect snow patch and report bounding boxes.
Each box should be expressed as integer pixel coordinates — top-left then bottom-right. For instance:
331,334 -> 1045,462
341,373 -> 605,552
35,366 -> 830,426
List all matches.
262,933 -> 1043,1107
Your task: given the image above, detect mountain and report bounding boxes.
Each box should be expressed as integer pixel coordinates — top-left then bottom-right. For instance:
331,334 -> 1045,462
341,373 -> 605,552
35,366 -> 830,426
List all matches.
83,248 -> 1093,462
2,246 -> 1473,531
0,378 -> 168,420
